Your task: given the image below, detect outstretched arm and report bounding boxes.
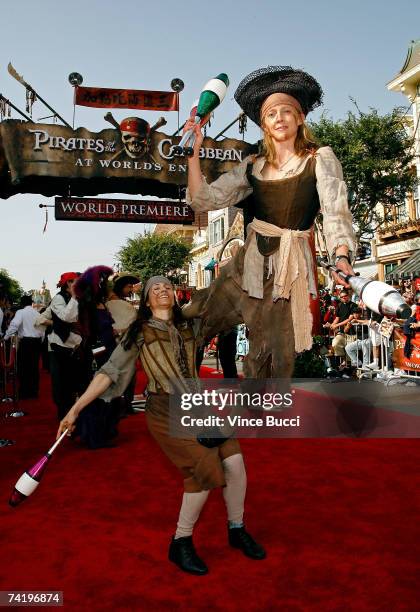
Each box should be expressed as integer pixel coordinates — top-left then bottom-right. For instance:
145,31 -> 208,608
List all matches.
186,120 -> 205,200
185,119 -> 253,212
4,310 -> 23,340
316,147 -> 357,287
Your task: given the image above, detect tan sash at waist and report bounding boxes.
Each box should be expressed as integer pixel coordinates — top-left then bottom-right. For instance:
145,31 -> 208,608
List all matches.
242,219 -> 316,353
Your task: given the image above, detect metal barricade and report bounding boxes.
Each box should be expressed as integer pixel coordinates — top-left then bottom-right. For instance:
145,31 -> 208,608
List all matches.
355,320 -> 420,383
380,334 -> 392,372
322,309 -> 419,383
342,322 -> 373,378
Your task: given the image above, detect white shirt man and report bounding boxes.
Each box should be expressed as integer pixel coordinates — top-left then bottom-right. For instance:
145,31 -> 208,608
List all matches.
5,296 -> 44,399
5,304 -> 44,341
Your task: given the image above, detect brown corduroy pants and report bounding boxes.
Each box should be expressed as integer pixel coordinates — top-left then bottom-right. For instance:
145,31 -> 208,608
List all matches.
146,393 -> 241,493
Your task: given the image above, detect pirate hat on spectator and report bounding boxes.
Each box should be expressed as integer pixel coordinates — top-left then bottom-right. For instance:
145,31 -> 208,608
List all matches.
112,272 -> 140,289
74,266 -> 113,301
113,272 -> 140,296
234,66 -> 323,126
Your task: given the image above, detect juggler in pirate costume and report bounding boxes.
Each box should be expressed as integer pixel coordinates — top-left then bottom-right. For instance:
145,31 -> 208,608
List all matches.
57,277 -> 265,575
184,67 -> 357,378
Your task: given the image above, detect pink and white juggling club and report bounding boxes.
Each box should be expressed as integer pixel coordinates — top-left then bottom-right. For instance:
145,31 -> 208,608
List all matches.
9,429 -> 68,507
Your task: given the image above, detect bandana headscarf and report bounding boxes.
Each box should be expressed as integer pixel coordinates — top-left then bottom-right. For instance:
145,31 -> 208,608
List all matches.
57,272 -> 79,288
261,93 -> 304,119
144,276 -> 172,299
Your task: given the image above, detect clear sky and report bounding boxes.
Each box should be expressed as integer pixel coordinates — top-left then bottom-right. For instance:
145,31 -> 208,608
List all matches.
0,0 -> 418,294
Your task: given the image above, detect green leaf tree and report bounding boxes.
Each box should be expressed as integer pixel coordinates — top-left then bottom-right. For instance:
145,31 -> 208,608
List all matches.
310,106 -> 417,243
116,232 -> 192,283
0,268 -> 24,303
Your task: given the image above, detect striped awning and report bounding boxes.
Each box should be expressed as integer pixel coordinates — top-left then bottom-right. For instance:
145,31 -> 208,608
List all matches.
386,249 -> 420,281
204,258 -> 217,271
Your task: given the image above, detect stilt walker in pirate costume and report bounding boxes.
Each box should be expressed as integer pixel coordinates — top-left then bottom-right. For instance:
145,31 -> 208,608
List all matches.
184,66 -> 357,378
57,276 -> 265,575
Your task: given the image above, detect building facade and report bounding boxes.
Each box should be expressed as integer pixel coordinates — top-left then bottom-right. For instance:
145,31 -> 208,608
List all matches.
188,205 -> 242,288
376,39 -> 420,282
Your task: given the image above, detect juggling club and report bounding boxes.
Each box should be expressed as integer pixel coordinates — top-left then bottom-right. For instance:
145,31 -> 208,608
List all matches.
320,259 -> 411,319
9,429 -> 69,507
174,73 -> 229,156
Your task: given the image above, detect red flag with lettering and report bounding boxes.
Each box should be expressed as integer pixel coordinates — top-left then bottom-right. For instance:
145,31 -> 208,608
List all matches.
75,87 -> 179,111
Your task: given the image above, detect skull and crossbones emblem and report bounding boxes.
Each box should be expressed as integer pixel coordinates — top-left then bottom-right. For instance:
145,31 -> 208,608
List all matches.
104,112 -> 167,163
120,117 -> 151,159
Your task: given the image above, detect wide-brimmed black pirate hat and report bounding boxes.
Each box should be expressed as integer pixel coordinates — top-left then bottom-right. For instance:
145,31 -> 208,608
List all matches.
234,66 -> 323,126
113,272 -> 140,295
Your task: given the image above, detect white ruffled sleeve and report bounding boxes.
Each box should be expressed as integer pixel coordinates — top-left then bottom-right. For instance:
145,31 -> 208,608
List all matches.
186,156 -> 253,212
315,146 -> 357,260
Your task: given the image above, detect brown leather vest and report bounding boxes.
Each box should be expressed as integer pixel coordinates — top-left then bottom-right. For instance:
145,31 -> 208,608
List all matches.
244,155 -> 320,256
139,322 -> 197,394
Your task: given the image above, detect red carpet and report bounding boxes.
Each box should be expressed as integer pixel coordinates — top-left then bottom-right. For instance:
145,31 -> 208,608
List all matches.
1,369 -> 420,611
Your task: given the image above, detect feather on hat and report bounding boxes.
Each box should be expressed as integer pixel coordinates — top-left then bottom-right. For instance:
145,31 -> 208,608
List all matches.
74,266 -> 114,301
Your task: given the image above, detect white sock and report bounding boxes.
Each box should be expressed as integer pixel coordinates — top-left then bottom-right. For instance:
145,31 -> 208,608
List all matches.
222,453 -> 247,526
175,490 -> 210,539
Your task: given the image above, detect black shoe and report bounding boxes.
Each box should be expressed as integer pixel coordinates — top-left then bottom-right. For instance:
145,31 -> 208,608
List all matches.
168,536 -> 208,575
228,526 -> 266,560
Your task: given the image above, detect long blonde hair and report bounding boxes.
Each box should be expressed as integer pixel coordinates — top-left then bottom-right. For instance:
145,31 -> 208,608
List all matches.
261,109 -> 318,164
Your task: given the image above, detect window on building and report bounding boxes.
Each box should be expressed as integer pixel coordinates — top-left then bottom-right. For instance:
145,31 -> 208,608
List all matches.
384,262 -> 398,277
395,202 -> 408,222
414,194 -> 420,219
210,217 -> 225,245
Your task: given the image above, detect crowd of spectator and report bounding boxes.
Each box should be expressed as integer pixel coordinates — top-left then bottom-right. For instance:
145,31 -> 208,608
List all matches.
319,280 -> 420,377
0,267 -> 142,449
